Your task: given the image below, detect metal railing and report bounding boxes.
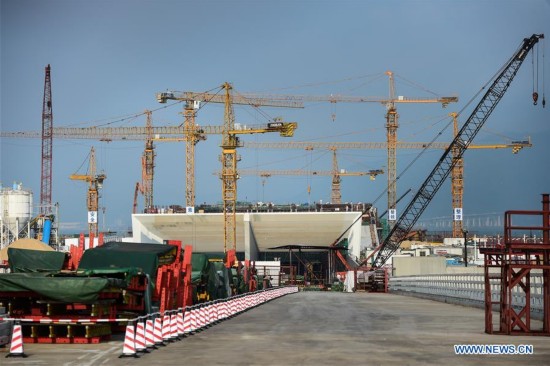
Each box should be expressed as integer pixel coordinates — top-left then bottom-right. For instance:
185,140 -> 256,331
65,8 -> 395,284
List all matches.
389,273 -> 545,314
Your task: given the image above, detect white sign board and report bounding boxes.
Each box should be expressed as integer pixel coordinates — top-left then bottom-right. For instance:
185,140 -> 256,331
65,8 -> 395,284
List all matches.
453,208 -> 463,221
388,209 -> 397,221
186,206 -> 195,214
88,211 -> 98,224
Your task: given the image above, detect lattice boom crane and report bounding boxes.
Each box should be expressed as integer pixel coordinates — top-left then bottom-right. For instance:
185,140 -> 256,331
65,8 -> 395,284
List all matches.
370,33 -> 544,269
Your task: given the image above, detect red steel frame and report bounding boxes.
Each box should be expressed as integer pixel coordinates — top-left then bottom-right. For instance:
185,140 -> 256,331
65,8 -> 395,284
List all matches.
481,193 -> 550,336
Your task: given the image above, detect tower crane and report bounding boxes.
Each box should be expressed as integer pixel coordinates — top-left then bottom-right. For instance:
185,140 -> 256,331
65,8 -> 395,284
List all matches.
225,147 -> 384,204
369,34 -> 544,269
158,83 -> 300,252
41,64 -> 53,215
2,122 -> 530,225
2,122 -> 530,232
203,72 -> 458,221
69,146 -> 106,241
134,110 -> 155,213
232,164 -> 383,204
157,78 -> 457,217
157,85 -> 303,210
242,135 -> 531,237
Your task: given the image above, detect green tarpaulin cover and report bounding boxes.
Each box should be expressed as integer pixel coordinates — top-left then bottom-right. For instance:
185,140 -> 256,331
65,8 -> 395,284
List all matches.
0,272 -> 126,303
78,242 -> 177,282
8,248 -> 66,273
191,253 -> 209,283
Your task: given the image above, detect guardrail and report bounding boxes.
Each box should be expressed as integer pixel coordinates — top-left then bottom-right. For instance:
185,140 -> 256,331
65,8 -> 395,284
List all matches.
389,273 -> 545,317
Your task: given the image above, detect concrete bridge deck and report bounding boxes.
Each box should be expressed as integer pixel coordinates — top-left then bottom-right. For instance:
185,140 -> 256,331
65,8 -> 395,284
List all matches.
2,292 -> 549,365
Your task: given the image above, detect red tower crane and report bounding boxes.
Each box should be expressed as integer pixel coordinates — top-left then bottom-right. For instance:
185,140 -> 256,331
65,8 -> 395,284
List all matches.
40,64 -> 53,215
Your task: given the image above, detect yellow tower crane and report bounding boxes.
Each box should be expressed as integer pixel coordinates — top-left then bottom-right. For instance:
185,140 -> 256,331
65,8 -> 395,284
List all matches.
232,163 -> 383,204
4,119 -> 530,238
207,72 -> 458,223
157,83 -> 300,252
69,146 -> 106,238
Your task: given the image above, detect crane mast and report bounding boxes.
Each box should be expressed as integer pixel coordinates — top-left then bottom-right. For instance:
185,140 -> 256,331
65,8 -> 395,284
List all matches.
41,64 -> 53,215
385,71 -> 398,225
70,147 -> 106,239
143,110 -> 155,211
221,83 -> 239,252
371,33 -> 544,269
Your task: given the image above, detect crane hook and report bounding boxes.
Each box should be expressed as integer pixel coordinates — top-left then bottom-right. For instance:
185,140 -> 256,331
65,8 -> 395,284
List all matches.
543,96 -> 546,108
533,92 -> 539,105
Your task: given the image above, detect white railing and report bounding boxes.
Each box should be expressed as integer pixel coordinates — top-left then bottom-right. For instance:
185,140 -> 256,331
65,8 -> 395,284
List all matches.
389,273 -> 544,312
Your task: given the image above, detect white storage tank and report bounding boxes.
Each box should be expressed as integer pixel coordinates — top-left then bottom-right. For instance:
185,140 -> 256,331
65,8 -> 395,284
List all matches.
0,182 -> 33,236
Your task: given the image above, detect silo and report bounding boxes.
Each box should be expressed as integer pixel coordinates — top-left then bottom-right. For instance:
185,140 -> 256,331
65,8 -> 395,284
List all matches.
0,183 -> 34,238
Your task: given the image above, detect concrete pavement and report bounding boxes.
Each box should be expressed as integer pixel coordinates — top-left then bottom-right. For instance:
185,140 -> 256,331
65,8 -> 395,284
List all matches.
2,291 -> 549,365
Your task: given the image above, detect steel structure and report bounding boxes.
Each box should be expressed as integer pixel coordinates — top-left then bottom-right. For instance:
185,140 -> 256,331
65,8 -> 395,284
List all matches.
40,64 -> 53,215
230,74 -> 458,220
480,194 -> 550,335
233,149 -> 383,204
157,83 -> 299,252
69,147 -> 106,239
370,34 -> 544,269
142,110 -> 155,211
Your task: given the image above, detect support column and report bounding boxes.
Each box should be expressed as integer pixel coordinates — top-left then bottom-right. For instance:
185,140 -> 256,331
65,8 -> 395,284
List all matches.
243,213 -> 259,261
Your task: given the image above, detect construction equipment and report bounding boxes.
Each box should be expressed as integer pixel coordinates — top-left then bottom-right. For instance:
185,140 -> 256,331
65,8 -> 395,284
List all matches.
41,64 -> 53,216
2,122 -> 530,231
69,147 -> 106,239
233,159 -> 383,204
243,137 -> 532,235
369,34 -> 544,271
211,72 -> 457,218
480,194 -> 550,335
157,86 -> 303,209
157,83 -> 300,253
142,110 -> 155,211
0,241 -> 193,343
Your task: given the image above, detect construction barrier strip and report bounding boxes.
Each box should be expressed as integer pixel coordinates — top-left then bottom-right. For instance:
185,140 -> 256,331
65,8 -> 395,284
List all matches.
0,286 -> 299,324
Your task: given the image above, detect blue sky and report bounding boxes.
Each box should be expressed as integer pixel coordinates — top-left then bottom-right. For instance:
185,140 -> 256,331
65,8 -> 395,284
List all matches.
1,0 -> 549,234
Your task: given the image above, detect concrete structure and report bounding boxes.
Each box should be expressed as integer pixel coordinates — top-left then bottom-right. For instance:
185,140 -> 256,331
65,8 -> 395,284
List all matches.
392,256 -> 447,276
3,292 -> 549,365
131,211 -> 363,260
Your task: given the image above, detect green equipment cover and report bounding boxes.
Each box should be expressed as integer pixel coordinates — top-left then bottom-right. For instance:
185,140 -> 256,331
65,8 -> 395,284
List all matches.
8,248 -> 66,273
191,253 -> 209,283
0,272 -> 126,303
78,241 -> 177,283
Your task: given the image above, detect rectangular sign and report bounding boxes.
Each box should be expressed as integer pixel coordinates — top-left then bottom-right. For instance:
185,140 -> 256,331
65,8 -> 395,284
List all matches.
388,209 -> 397,221
454,208 -> 463,221
88,211 -> 98,224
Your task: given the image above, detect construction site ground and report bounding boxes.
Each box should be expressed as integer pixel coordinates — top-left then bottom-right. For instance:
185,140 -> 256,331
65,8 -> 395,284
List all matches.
2,291 -> 549,365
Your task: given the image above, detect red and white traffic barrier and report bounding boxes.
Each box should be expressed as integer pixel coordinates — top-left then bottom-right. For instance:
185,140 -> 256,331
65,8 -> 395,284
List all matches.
169,314 -> 178,340
119,323 -> 139,358
135,321 -> 148,353
5,323 -> 27,358
177,311 -> 185,337
161,315 -> 171,342
145,319 -> 155,349
153,317 -> 164,346
182,308 -> 192,334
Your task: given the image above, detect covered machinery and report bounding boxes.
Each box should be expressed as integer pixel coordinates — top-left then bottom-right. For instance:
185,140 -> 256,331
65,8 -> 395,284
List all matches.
0,240 -> 192,343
